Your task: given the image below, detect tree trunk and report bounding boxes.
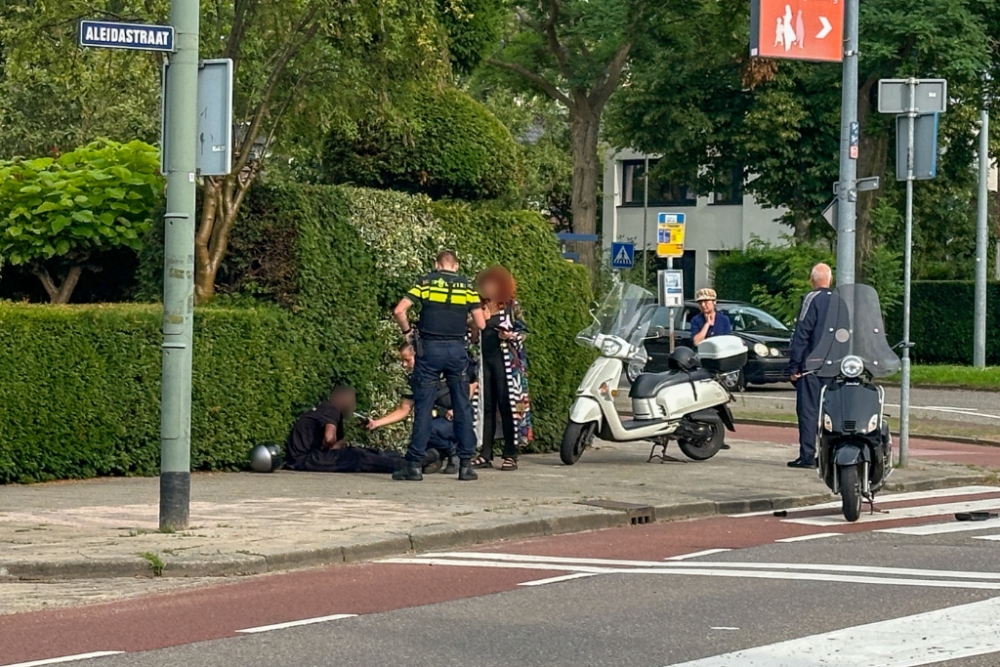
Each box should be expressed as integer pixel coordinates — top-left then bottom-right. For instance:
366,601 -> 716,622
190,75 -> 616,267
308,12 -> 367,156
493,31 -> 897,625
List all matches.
569,105 -> 601,273
793,215 -> 811,242
32,264 -> 83,304
195,171 -> 255,304
854,76 -> 889,282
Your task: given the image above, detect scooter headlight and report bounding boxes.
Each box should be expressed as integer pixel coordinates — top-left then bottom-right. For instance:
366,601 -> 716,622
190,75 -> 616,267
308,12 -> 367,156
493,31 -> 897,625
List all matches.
867,414 -> 880,433
823,413 -> 833,432
601,339 -> 623,357
841,355 -> 864,378
753,343 -> 769,357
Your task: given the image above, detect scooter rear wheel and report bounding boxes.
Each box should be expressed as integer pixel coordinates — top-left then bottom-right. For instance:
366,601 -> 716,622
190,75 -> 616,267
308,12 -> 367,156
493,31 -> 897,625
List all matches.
677,421 -> 725,461
561,422 -> 596,465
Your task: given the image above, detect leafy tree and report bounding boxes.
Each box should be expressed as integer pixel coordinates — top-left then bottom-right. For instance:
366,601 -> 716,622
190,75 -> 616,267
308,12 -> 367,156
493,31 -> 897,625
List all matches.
0,140 -> 163,303
437,0 -> 506,74
486,0 -> 673,270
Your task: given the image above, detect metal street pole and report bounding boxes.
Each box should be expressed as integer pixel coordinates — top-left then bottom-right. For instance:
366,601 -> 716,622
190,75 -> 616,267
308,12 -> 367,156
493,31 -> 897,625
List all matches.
642,156 -> 650,286
974,100 -> 990,369
835,0 -> 860,286
160,0 -> 199,530
899,79 -> 917,469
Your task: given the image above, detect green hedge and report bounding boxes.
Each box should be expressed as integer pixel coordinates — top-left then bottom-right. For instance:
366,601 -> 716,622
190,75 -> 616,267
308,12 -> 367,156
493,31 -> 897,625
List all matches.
0,304 -> 319,483
884,281 -> 1000,365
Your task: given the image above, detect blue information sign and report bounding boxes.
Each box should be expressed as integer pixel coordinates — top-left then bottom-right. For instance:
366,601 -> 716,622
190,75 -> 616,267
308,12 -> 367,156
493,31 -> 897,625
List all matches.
79,20 -> 175,52
610,242 -> 635,270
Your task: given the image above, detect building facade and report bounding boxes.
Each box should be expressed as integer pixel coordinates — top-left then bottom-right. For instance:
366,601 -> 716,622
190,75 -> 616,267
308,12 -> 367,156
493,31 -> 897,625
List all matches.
603,149 -> 788,297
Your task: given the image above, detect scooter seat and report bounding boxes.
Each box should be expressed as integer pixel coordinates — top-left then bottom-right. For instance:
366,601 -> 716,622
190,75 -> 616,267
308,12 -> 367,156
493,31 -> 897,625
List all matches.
629,368 -> 713,399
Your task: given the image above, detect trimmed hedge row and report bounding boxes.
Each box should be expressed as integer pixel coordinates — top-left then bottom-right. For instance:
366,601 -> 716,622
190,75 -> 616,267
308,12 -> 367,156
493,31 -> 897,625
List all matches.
884,281 -> 1000,365
2,184 -> 592,483
0,304 -> 317,483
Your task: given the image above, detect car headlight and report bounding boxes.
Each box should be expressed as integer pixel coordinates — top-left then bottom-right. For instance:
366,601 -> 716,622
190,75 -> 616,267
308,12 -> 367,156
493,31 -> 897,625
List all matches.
602,339 -> 623,357
867,414 -> 880,433
769,347 -> 781,357
841,355 -> 864,378
753,343 -> 769,357
823,414 -> 833,431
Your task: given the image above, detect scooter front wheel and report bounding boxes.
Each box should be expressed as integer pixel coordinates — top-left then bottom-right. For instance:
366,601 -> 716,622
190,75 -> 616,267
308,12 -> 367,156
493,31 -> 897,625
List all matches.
561,422 -> 597,465
839,464 -> 862,522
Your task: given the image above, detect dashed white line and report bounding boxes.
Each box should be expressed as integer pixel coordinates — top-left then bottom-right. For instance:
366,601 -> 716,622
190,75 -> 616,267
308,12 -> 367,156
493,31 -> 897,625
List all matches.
518,573 -> 599,587
775,532 -> 842,543
665,549 -> 732,560
235,614 -> 357,634
973,534 -> 1000,542
2,653 -> 125,667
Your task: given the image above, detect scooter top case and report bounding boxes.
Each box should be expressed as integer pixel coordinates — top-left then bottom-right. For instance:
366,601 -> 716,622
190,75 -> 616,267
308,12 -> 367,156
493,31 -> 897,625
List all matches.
697,335 -> 748,373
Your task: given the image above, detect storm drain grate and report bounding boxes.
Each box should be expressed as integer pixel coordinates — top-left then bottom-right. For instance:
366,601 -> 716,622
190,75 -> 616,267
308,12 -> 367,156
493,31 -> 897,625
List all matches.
576,500 -> 656,525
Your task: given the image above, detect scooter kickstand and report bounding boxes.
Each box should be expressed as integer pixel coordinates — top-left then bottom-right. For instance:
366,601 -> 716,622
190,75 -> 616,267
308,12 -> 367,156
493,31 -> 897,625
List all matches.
647,441 -> 683,464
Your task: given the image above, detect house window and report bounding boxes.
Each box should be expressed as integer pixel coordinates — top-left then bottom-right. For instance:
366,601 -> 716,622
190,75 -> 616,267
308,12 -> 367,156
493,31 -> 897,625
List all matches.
712,166 -> 743,205
621,159 -> 697,207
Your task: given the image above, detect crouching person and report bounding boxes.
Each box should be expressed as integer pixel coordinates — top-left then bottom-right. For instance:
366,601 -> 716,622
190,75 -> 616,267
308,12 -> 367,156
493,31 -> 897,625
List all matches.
285,386 -> 440,474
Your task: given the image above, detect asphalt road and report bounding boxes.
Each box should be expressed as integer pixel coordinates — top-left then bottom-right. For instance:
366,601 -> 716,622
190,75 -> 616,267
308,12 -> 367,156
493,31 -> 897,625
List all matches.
4,485 -> 1000,667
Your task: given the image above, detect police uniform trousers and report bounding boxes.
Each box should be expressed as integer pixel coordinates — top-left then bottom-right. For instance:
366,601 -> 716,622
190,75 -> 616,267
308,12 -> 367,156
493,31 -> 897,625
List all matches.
795,374 -> 831,462
407,339 -> 476,464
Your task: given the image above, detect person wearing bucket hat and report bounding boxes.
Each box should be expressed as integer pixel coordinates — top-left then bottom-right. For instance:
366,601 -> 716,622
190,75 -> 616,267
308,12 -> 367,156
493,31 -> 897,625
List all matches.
690,288 -> 732,345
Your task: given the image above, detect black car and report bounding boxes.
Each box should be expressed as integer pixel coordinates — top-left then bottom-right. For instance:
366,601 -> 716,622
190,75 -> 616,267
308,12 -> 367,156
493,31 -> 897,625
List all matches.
629,300 -> 793,388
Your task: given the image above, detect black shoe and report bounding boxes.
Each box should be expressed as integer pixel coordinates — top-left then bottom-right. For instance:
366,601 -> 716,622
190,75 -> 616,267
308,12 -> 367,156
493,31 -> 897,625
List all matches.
458,462 -> 478,481
393,461 -> 423,481
787,458 -> 818,469
721,444 -> 731,450
442,455 -> 459,475
422,449 -> 442,475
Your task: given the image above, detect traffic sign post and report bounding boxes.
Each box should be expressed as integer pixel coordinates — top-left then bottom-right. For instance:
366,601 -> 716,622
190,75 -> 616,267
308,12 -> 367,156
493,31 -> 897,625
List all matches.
879,78 -> 948,470
750,0 -> 844,62
611,242 -> 635,271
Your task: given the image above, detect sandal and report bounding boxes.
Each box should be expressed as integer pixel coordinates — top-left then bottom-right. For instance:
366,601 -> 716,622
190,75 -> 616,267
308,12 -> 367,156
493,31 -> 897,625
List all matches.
501,458 -> 518,471
471,456 -> 493,469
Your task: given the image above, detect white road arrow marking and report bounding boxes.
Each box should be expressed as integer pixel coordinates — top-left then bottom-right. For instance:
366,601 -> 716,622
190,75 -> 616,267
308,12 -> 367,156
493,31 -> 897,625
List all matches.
817,16 -> 833,39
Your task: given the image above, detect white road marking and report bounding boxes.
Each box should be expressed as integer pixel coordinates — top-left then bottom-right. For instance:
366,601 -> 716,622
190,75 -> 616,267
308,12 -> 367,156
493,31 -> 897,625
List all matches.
710,627 -> 740,631
663,596 -> 1000,667
518,573 -> 599,587
2,653 -> 125,667
784,498 -> 1000,527
774,532 -> 841,542
730,485 -> 1000,517
974,534 -> 1000,542
665,549 -> 732,560
235,614 -> 357,634
879,518 -> 1000,536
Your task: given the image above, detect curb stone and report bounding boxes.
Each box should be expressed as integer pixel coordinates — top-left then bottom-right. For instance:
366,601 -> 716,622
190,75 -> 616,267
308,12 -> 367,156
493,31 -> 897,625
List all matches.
4,472 -> 991,581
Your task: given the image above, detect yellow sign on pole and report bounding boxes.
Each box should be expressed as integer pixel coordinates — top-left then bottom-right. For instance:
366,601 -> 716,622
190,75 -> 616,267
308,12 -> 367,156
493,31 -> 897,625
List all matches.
656,212 -> 686,258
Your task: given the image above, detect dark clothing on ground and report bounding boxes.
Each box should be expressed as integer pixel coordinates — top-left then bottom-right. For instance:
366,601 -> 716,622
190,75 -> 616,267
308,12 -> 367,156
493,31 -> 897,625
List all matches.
407,339 -> 477,464
286,402 -> 405,473
405,270 -> 480,339
788,288 -> 834,461
690,312 -> 733,339
480,313 -> 516,461
430,416 -> 458,455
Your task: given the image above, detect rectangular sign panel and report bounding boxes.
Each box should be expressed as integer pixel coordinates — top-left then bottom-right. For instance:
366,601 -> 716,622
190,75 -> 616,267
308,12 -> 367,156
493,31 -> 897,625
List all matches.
610,242 -> 635,270
878,79 -> 948,115
162,59 -> 234,176
896,113 -> 939,181
750,0 -> 843,62
656,212 -> 686,259
658,270 -> 685,308
79,20 -> 174,52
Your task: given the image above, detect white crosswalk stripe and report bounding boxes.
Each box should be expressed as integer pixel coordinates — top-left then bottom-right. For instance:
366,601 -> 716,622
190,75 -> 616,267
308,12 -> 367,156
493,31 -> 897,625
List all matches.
878,518 -> 1000,536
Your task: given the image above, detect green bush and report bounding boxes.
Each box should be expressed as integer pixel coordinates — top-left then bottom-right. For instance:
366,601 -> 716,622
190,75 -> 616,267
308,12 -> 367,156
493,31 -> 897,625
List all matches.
0,304 -> 320,484
323,86 -> 521,201
884,281 -> 1000,365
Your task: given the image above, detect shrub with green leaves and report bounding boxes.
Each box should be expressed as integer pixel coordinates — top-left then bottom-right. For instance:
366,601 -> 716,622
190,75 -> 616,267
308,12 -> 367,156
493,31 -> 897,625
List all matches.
0,140 -> 162,304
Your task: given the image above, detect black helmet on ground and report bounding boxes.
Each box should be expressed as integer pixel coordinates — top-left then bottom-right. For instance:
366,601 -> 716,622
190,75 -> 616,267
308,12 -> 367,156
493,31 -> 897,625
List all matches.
250,443 -> 284,473
668,346 -> 700,373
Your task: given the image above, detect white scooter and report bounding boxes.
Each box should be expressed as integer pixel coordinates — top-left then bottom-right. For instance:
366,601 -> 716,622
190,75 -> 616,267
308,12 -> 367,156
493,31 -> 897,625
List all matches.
561,282 -> 747,465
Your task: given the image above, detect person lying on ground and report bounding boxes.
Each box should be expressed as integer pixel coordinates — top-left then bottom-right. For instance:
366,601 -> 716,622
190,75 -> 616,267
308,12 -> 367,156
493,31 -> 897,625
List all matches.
285,385 -> 440,474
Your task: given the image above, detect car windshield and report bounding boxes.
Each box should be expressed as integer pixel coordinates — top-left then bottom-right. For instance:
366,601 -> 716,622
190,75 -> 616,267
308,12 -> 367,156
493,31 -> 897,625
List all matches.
722,306 -> 788,332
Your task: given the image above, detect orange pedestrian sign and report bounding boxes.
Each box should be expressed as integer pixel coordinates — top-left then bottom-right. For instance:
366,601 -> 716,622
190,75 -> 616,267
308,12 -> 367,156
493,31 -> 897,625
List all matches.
750,0 -> 844,63
656,212 -> 685,259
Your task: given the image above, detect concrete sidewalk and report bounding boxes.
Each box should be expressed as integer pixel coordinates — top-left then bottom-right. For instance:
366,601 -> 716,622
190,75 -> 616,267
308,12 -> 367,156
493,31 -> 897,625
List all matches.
2,434 -> 996,586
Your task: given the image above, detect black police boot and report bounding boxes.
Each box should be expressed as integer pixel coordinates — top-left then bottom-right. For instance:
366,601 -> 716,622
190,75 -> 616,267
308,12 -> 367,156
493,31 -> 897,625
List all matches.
422,449 -> 443,475
442,454 -> 459,475
458,460 -> 478,481
392,461 -> 423,481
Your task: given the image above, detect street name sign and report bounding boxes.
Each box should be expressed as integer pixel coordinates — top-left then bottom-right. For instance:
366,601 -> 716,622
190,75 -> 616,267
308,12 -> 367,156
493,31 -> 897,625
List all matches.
610,242 -> 635,270
656,213 -> 686,259
750,0 -> 844,62
79,20 -> 175,52
878,79 -> 948,115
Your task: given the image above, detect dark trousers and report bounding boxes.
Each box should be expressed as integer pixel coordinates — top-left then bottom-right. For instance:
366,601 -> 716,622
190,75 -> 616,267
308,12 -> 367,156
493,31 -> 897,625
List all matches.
295,447 -> 405,473
407,339 -> 476,463
429,416 -> 457,456
795,374 -> 828,462
481,354 -> 516,461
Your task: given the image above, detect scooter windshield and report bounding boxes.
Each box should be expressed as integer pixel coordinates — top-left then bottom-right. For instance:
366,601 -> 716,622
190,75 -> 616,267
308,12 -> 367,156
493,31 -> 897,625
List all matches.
576,282 -> 656,356
804,283 -> 901,378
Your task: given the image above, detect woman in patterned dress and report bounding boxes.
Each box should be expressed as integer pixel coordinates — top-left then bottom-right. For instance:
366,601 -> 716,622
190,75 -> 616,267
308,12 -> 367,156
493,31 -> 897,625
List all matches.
470,266 -> 533,470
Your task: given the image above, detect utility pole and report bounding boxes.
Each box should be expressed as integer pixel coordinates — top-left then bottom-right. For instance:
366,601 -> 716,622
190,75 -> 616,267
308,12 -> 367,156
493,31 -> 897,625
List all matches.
974,96 -> 990,369
898,79 -> 918,469
835,0 -> 860,286
642,156 -> 650,286
160,0 -> 199,530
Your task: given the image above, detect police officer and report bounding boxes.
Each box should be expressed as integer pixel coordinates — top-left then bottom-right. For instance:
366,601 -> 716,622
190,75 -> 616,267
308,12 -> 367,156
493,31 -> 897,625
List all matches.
787,263 -> 834,469
392,250 -> 486,481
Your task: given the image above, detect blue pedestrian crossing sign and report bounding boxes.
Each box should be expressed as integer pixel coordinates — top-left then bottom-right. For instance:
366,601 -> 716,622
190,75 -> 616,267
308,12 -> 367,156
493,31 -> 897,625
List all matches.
611,242 -> 635,270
